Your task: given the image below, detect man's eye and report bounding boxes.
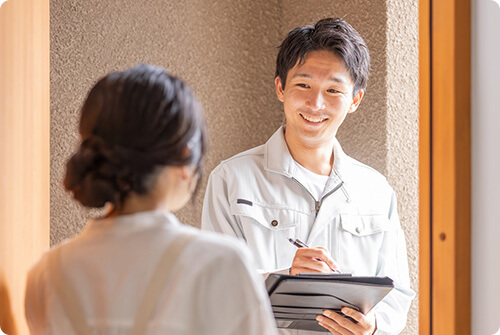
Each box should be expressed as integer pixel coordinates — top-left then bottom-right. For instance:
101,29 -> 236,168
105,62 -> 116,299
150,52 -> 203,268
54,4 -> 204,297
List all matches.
297,83 -> 309,88
327,89 -> 340,93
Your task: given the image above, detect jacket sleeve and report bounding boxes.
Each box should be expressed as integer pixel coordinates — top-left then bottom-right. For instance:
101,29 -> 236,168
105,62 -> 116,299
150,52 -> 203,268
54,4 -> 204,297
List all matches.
373,190 -> 415,334
201,169 -> 245,240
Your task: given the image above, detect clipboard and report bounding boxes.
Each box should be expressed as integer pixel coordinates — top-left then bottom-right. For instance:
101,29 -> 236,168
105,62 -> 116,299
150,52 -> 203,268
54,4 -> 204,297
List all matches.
266,273 -> 394,332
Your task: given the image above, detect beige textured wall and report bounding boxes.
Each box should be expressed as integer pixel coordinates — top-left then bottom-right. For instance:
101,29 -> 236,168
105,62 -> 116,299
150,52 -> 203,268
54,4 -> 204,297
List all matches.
384,1 -> 419,333
51,0 -> 419,333
50,0 -> 283,241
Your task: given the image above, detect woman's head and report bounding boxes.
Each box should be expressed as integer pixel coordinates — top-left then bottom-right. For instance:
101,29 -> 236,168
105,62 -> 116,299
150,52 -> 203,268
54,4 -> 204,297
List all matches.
64,64 -> 207,209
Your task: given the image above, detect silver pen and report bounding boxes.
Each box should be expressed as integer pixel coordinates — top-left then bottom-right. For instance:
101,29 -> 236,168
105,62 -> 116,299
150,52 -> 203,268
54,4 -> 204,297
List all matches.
288,237 -> 309,248
288,237 -> 341,273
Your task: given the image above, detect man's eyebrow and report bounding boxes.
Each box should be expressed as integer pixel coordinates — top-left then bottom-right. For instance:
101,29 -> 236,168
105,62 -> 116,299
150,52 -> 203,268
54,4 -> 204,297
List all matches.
329,77 -> 347,84
292,73 -> 313,79
291,73 -> 347,84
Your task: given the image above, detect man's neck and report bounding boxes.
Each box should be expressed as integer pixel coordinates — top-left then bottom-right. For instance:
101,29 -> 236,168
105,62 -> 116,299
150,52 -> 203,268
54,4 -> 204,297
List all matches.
284,130 -> 334,176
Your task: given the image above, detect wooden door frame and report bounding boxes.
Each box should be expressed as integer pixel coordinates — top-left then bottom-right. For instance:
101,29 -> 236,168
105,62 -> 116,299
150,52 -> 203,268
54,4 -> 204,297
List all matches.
419,0 -> 471,333
0,0 -> 50,333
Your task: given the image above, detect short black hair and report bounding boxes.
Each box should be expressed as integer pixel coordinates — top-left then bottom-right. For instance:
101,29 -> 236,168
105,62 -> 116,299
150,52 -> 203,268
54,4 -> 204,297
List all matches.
275,18 -> 370,94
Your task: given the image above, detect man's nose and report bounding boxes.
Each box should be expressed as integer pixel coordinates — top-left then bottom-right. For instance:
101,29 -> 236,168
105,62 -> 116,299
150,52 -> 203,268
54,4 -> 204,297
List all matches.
308,90 -> 326,110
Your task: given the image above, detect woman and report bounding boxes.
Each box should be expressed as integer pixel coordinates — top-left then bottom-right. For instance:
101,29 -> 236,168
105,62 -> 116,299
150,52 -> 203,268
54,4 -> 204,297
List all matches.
25,64 -> 277,335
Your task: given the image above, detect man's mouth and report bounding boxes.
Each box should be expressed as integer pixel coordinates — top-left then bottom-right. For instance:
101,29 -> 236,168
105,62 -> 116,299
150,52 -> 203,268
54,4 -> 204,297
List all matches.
300,113 -> 328,123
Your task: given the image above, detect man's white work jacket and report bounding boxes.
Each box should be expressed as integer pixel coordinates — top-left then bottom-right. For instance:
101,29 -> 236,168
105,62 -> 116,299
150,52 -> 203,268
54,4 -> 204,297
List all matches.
202,127 -> 415,335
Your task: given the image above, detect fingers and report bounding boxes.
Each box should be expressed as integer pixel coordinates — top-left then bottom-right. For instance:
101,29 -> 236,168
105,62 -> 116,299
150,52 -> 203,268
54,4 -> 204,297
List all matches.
341,308 -> 376,332
290,247 -> 339,275
324,310 -> 359,330
316,247 -> 338,271
340,308 -> 366,326
290,263 -> 328,275
317,308 -> 376,335
316,312 -> 354,335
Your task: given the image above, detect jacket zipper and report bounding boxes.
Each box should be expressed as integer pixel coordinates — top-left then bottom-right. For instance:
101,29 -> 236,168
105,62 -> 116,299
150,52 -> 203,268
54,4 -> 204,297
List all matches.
318,181 -> 344,213
291,177 -> 344,216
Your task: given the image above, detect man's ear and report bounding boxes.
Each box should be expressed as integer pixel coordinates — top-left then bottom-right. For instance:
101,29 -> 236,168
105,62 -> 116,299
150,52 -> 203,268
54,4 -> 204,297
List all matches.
275,76 -> 285,102
348,89 -> 364,113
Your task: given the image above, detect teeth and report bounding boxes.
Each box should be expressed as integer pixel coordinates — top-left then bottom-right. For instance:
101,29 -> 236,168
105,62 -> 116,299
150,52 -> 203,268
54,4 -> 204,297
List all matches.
301,114 -> 326,123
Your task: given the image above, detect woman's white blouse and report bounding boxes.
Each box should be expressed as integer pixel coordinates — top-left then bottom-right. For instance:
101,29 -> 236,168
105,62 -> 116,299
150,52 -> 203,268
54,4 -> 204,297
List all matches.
25,211 -> 277,335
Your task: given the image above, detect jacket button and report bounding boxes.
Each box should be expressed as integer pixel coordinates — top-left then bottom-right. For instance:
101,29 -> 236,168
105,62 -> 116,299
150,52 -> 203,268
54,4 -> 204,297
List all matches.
355,227 -> 362,234
271,220 -> 279,227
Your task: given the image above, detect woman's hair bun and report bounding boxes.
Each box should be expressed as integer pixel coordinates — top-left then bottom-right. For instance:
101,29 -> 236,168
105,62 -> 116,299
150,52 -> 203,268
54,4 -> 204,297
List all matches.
63,64 -> 207,208
64,137 -> 128,207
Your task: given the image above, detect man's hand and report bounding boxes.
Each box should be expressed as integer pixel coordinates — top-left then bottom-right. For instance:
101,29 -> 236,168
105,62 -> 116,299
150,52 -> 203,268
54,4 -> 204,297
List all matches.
316,308 -> 376,335
290,247 -> 339,275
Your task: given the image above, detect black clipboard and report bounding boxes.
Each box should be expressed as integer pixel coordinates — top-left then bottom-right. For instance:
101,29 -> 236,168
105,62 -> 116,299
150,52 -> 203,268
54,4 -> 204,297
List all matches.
266,273 -> 394,332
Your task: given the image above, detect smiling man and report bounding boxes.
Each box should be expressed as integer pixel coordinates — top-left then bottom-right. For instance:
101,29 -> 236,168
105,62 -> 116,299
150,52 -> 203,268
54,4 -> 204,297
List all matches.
202,18 -> 414,335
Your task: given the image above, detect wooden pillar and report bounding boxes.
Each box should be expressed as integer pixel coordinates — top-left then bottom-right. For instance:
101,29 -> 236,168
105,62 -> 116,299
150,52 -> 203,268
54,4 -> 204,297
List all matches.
0,0 -> 50,333
420,0 -> 471,333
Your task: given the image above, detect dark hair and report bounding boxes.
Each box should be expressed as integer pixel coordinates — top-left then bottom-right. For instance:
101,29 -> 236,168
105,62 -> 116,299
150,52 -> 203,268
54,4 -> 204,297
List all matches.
275,18 -> 370,95
64,64 -> 207,208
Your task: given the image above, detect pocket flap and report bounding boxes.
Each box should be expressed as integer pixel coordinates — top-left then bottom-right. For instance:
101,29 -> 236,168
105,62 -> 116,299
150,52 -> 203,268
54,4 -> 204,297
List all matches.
231,200 -> 298,230
340,214 -> 392,236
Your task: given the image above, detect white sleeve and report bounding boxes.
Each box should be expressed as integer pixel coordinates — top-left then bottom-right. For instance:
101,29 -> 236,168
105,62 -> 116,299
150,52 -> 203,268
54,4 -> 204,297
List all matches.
201,170 -> 245,239
25,261 -> 48,335
198,241 -> 278,335
373,191 -> 415,334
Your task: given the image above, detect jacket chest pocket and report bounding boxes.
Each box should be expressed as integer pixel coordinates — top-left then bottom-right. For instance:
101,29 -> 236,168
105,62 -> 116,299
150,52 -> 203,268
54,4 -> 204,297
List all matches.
338,214 -> 393,275
232,202 -> 299,272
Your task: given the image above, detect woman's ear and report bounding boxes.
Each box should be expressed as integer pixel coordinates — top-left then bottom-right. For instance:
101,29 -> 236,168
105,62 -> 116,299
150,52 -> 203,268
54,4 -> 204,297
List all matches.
275,76 -> 285,102
179,166 -> 193,180
348,89 -> 364,113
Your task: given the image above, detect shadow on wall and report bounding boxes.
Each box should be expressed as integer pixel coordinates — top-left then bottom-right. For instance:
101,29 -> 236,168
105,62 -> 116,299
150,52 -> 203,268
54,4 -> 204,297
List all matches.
0,274 -> 17,335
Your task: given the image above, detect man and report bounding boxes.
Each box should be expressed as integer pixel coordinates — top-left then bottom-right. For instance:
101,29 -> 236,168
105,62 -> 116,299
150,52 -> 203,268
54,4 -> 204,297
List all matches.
202,18 -> 415,334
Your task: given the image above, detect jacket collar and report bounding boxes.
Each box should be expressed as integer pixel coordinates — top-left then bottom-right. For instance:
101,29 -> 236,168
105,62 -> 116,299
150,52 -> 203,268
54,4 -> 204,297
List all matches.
264,126 -> 352,200
264,126 -> 296,177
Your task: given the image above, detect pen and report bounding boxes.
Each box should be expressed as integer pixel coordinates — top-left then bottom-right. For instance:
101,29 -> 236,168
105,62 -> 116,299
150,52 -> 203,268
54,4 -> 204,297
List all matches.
288,237 -> 309,248
288,237 -> 341,273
